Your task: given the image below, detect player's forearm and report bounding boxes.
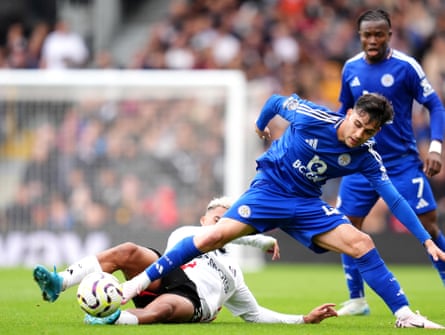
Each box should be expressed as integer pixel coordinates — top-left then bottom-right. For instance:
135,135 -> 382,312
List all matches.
231,235 -> 276,251
240,306 -> 305,324
386,195 -> 431,244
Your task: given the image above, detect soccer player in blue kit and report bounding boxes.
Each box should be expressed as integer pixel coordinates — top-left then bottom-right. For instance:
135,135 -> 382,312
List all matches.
335,9 -> 445,317
118,92 -> 445,329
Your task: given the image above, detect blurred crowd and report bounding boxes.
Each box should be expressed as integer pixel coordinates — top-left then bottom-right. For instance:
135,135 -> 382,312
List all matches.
2,1 -> 445,102
1,96 -> 226,232
1,0 -> 445,232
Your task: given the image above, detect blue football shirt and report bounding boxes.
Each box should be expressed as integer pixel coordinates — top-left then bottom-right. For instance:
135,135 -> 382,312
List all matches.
338,49 -> 444,169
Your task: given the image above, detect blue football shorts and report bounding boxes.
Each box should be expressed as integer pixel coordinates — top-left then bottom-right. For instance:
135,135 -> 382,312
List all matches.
222,179 -> 350,253
338,164 -> 437,217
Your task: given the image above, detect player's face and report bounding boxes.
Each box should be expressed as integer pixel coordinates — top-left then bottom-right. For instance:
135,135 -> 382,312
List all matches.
358,19 -> 391,63
339,109 -> 380,148
200,206 -> 228,226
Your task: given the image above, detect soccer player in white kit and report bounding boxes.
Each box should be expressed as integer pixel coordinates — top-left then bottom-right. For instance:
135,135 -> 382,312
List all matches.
33,196 -> 337,325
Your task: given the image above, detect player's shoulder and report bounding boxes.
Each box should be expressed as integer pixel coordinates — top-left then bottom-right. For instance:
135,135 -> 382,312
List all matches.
390,49 -> 423,70
345,51 -> 364,62
391,49 -> 416,61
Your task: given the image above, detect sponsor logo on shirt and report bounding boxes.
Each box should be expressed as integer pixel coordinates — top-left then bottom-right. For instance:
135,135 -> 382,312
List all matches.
305,138 -> 319,149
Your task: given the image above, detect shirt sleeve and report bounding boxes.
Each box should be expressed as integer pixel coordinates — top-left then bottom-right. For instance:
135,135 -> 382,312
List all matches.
256,94 -> 284,130
256,94 -> 301,130
231,234 -> 276,251
225,283 -> 305,324
423,94 -> 445,142
406,60 -> 444,142
375,182 -> 431,244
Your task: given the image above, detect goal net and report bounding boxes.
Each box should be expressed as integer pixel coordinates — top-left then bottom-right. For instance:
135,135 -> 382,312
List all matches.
0,69 -> 266,269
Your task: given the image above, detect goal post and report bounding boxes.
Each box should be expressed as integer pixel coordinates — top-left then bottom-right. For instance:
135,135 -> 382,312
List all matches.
0,69 -> 248,199
0,69 -> 267,270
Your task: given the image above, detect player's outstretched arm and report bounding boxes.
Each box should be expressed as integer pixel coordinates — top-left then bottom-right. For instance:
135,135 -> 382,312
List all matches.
231,235 -> 280,260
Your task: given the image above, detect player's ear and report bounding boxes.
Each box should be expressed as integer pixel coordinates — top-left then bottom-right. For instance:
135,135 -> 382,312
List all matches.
199,215 -> 206,226
346,108 -> 353,119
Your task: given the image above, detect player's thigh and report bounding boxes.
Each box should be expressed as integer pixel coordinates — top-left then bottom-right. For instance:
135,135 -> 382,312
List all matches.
313,223 -> 374,257
98,243 -> 160,278
138,294 -> 196,324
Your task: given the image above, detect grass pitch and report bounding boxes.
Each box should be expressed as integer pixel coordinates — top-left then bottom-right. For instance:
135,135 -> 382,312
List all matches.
1,263 -> 444,335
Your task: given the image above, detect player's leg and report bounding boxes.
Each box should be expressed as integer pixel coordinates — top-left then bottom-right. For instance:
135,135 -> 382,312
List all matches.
418,210 -> 445,285
33,242 -> 159,302
128,294 -> 197,324
97,242 -> 160,280
336,174 -> 378,315
314,224 -> 444,328
85,294 -> 196,325
86,264 -> 202,325
391,167 -> 445,285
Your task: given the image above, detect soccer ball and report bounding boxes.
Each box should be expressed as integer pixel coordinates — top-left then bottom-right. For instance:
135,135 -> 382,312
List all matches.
77,272 -> 123,317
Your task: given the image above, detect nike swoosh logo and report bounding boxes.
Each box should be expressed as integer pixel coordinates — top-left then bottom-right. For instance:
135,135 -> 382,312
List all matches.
409,322 -> 425,328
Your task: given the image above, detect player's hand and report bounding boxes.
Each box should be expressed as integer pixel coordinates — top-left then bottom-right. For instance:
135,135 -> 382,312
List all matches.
424,239 -> 445,262
255,125 -> 271,141
303,303 -> 337,324
265,238 -> 280,261
423,151 -> 442,178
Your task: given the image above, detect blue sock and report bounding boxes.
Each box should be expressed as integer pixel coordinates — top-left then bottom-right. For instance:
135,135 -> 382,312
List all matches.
431,232 -> 445,286
354,248 -> 409,314
341,253 -> 365,299
144,236 -> 202,281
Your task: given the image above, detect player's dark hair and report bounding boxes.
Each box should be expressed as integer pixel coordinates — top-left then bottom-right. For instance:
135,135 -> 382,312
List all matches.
357,8 -> 391,30
354,93 -> 394,126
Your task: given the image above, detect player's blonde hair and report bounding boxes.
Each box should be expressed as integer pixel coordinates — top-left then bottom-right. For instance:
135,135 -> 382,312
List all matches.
206,196 -> 234,212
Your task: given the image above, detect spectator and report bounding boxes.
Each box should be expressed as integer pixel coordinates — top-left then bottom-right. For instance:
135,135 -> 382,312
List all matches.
40,19 -> 89,69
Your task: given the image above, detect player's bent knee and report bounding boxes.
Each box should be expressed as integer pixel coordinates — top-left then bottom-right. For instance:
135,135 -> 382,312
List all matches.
112,242 -> 141,264
350,233 -> 375,258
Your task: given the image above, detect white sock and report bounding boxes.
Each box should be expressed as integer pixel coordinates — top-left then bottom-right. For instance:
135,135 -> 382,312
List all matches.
115,311 -> 139,325
394,306 -> 414,319
60,255 -> 102,290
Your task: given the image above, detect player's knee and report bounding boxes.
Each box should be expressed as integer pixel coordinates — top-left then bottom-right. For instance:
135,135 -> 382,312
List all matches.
151,304 -> 175,322
350,233 -> 374,258
113,242 -> 140,264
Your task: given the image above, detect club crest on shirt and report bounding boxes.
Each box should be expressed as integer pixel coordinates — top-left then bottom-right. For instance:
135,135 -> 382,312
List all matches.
338,153 -> 351,166
380,74 -> 394,87
238,205 -> 251,218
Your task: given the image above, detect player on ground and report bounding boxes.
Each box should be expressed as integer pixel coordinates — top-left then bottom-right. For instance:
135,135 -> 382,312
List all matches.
119,93 -> 445,329
33,196 -> 337,325
335,8 -> 445,316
